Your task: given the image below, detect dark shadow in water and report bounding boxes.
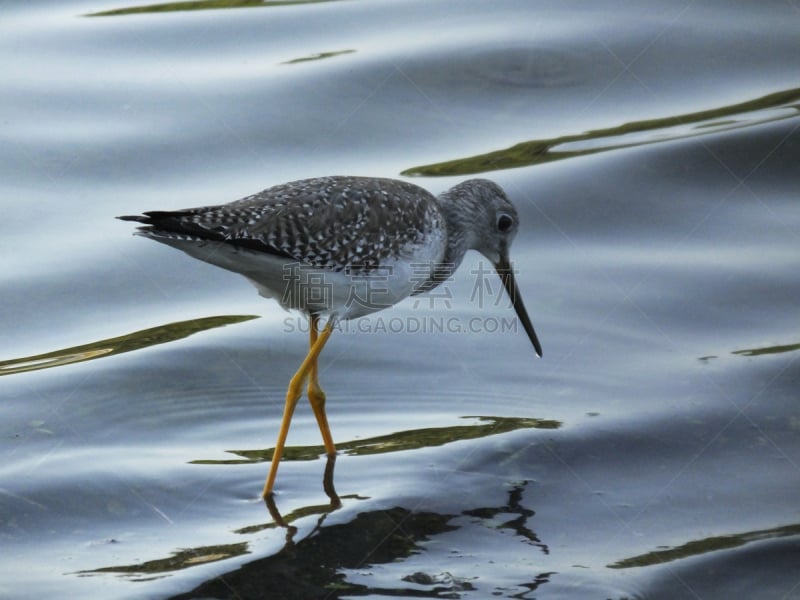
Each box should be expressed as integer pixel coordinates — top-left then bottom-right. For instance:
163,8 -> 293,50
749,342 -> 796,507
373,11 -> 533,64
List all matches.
463,480 -> 549,556
76,542 -> 251,581
282,49 -> 355,65
164,483 -> 542,599
608,522 -> 800,569
0,315 -> 258,377
733,341 -> 800,357
76,482 -> 547,598
190,415 -> 561,464
172,508 -> 460,599
85,0 -> 338,17
79,509 -> 459,591
638,536 -> 800,600
401,87 -> 800,177
699,340 -> 800,362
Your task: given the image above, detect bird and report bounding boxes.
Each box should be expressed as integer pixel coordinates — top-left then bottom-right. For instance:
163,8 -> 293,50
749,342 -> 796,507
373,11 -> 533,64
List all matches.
118,175 -> 542,498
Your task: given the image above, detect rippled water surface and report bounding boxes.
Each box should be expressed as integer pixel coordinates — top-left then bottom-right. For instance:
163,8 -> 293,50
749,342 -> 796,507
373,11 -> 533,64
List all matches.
2,1 -> 799,598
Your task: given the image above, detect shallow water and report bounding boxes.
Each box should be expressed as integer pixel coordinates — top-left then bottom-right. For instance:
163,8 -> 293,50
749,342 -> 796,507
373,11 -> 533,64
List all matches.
2,1 -> 799,598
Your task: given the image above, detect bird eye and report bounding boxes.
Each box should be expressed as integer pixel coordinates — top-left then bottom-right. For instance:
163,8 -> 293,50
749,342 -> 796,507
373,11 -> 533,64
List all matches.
496,213 -> 514,232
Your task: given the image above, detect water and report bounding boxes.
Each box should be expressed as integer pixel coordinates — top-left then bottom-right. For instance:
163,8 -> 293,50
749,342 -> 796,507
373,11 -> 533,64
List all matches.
2,1 -> 799,598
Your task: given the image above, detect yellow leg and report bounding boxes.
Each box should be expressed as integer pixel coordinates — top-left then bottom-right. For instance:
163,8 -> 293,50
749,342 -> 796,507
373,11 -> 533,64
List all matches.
262,318 -> 335,498
307,315 -> 337,456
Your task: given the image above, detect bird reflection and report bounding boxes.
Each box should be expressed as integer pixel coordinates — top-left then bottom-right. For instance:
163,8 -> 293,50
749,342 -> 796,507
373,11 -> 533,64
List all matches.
263,454 -> 341,536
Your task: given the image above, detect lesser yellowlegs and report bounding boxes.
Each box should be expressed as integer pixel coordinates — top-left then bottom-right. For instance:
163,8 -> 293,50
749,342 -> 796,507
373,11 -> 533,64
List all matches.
119,176 -> 542,497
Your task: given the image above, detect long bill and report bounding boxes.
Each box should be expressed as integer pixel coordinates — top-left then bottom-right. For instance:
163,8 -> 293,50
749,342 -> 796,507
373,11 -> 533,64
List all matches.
495,255 -> 543,358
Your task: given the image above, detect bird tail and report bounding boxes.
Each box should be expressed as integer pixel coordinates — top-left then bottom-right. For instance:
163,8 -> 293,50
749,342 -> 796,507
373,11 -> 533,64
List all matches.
117,210 -> 204,232
117,214 -> 150,223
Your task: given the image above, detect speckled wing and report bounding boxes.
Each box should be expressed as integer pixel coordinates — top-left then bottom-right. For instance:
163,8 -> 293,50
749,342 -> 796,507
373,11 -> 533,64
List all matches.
121,176 -> 444,272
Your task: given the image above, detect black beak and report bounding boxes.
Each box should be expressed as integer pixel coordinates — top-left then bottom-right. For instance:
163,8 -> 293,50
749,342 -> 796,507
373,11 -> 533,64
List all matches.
495,255 -> 543,357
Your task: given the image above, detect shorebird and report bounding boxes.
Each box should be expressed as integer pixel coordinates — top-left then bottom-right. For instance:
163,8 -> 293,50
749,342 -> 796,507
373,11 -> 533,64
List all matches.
119,176 -> 542,497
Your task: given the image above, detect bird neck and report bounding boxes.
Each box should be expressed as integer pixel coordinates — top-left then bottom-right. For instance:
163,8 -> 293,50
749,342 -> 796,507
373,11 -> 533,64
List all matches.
437,192 -> 477,272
